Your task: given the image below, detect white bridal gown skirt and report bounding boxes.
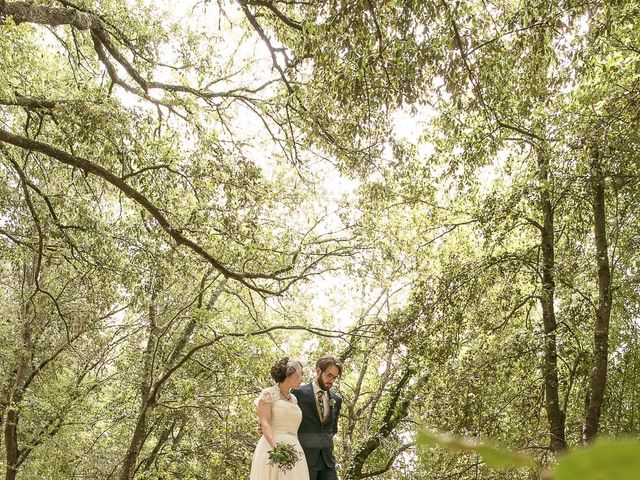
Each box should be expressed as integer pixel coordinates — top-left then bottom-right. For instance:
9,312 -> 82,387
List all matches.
249,432 -> 309,480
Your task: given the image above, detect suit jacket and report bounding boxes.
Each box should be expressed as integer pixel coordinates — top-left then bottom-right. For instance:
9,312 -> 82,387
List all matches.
292,383 -> 342,469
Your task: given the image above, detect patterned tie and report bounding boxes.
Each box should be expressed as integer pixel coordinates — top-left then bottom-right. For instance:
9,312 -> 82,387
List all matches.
317,390 -> 325,419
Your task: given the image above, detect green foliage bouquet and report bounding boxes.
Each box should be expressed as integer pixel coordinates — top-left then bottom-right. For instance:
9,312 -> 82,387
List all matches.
268,443 -> 301,473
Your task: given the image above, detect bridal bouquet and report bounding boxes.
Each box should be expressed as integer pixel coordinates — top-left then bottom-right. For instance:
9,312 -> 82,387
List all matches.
268,443 -> 301,473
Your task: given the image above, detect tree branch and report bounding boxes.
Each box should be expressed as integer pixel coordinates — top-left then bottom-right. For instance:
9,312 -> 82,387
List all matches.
359,442 -> 415,479
2,1 -> 281,106
347,368 -> 429,479
238,0 -> 294,94
245,0 -> 302,31
0,128 -> 300,294
1,1 -> 99,29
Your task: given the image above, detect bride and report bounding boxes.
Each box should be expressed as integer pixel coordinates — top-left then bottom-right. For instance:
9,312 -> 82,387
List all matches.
250,357 -> 309,480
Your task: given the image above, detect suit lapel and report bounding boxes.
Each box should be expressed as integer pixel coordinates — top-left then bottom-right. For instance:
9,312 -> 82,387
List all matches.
323,392 -> 336,425
325,392 -> 338,425
319,390 -> 335,425
301,384 -> 321,423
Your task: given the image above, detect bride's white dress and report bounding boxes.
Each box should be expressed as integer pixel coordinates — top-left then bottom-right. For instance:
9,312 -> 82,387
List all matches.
250,385 -> 309,480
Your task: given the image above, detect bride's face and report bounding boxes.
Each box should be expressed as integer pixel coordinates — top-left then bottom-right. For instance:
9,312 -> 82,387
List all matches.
288,370 -> 303,389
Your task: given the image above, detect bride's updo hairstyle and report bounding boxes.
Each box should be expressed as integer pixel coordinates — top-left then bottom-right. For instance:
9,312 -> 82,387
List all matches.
271,357 -> 304,383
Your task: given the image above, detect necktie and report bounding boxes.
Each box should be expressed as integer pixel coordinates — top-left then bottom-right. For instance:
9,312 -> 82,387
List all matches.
317,390 -> 325,419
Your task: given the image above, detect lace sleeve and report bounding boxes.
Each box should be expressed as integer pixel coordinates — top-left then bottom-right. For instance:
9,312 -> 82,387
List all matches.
254,386 -> 278,406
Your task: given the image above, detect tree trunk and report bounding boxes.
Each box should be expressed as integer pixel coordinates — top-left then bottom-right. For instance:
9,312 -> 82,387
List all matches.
537,148 -> 566,453
5,406 -> 21,480
118,274 -> 226,479
345,368 -> 427,480
118,286 -> 160,480
4,258 -> 37,480
583,143 -> 612,442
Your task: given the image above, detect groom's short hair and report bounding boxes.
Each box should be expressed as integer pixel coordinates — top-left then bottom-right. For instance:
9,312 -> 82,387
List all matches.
316,354 -> 343,375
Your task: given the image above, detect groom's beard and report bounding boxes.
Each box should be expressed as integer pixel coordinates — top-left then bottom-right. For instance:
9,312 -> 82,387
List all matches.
318,376 -> 331,391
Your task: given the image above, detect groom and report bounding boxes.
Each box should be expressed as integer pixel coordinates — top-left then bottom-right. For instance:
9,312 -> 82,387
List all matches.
293,354 -> 343,480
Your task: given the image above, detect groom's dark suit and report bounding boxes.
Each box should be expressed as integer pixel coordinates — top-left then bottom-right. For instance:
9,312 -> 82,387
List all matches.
293,383 -> 342,480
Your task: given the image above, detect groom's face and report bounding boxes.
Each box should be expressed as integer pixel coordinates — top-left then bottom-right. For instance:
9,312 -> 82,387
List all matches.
316,365 -> 340,391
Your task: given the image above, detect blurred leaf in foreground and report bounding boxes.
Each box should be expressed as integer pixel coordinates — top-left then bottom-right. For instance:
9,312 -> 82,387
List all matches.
417,430 -> 536,470
554,439 -> 640,480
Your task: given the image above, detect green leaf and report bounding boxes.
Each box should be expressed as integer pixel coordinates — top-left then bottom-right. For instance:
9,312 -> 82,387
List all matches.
554,439 -> 640,480
417,430 -> 535,470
